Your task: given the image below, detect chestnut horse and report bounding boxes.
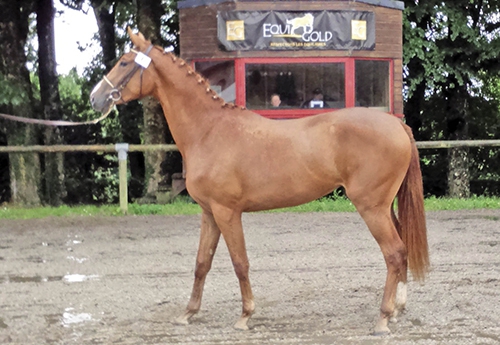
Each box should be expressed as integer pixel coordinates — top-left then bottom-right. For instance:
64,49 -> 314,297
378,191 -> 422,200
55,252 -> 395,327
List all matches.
90,29 -> 429,335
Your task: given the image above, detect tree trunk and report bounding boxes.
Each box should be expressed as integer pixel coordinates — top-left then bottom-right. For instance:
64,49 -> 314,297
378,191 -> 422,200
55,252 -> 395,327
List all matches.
443,13 -> 470,199
445,85 -> 470,198
137,0 -> 182,201
91,0 -> 116,71
0,0 -> 42,206
447,146 -> 470,198
37,0 -> 66,206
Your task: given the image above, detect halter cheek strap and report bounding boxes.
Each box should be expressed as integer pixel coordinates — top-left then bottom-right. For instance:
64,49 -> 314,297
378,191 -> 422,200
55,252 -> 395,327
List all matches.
105,44 -> 154,102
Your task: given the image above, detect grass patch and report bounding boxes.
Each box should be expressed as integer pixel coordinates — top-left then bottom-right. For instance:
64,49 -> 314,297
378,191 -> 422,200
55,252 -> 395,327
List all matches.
269,197 -> 356,213
0,204 -> 121,220
0,196 -> 498,220
128,197 -> 202,215
424,195 -> 500,211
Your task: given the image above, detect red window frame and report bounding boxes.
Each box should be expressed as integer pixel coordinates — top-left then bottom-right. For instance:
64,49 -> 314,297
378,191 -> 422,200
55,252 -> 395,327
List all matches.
353,57 -> 395,115
193,57 -> 394,119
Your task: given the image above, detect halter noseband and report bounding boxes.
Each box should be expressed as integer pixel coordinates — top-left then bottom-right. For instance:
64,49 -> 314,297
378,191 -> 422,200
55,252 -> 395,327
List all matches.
104,44 -> 154,102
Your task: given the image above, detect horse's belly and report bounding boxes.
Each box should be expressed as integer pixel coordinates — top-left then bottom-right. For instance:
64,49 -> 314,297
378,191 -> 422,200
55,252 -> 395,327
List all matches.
241,170 -> 341,212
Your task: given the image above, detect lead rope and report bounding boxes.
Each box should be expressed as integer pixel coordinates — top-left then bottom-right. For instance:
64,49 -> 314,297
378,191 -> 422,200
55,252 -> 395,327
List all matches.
0,112 -> 112,126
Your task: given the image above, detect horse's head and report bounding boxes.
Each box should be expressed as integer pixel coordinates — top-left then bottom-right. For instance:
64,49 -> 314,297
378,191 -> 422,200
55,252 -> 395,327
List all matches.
90,27 -> 156,115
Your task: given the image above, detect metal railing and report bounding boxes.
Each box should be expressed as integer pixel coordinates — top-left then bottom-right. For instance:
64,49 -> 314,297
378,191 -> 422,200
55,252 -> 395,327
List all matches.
1,140 -> 499,213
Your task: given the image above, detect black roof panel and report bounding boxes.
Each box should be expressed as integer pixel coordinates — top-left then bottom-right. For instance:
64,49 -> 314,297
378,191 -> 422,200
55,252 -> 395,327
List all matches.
178,0 -> 404,11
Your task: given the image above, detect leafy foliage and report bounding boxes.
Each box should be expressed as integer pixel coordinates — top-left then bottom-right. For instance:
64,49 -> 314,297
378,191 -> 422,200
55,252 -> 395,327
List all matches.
53,0 -> 181,204
403,0 -> 500,196
162,0 -> 180,53
0,73 -> 31,107
404,0 -> 500,98
56,69 -> 124,203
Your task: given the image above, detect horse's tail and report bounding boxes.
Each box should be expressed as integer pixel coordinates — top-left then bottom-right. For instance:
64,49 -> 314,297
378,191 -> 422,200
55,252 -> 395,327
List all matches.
394,124 -> 430,281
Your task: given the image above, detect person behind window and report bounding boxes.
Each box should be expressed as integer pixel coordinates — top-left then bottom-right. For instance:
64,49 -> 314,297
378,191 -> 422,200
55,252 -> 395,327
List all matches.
270,93 -> 282,108
329,90 -> 345,109
302,88 -> 324,108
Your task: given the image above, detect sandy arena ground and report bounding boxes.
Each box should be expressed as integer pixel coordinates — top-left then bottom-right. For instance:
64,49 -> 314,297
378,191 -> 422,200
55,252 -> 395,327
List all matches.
1,210 -> 499,344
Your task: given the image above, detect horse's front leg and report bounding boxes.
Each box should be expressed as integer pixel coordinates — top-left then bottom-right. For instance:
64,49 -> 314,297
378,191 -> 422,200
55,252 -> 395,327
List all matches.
176,210 -> 221,325
212,205 -> 255,330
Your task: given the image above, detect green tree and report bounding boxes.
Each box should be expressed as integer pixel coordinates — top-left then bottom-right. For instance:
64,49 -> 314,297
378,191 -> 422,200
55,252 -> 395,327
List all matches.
403,0 -> 500,197
86,0 -> 181,202
0,0 -> 42,206
57,0 -> 181,203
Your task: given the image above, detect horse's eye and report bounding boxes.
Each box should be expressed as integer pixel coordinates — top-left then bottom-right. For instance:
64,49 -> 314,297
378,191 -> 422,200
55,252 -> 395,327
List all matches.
120,61 -> 128,67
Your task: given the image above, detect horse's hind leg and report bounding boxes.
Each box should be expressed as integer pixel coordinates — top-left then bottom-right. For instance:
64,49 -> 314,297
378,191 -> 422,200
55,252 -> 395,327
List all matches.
176,210 -> 221,325
390,208 -> 407,322
357,206 -> 408,335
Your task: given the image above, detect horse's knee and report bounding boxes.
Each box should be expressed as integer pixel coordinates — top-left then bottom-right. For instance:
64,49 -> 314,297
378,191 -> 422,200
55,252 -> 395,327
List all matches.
232,260 -> 250,281
194,260 -> 212,279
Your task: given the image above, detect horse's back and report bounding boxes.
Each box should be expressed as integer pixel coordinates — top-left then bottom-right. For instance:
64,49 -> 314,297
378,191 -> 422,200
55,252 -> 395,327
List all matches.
303,107 -> 406,136
288,107 -> 410,157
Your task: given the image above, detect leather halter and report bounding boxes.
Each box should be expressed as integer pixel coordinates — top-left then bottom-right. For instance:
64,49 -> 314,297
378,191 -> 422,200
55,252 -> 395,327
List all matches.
103,44 -> 154,102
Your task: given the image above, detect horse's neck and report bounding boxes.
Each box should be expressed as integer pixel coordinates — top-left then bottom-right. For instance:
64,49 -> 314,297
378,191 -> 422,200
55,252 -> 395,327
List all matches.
151,53 -> 238,154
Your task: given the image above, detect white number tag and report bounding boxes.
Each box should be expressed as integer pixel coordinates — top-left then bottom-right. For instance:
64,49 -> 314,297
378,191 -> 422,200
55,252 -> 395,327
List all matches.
135,52 -> 152,68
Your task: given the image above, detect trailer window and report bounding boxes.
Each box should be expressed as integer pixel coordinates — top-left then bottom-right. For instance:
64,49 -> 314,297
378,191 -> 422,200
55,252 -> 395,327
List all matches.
355,60 -> 390,111
245,63 -> 345,109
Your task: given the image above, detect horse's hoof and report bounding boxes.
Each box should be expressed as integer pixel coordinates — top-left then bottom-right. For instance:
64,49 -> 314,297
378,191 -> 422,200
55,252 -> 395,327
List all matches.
175,311 -> 194,325
233,319 -> 250,331
371,330 -> 391,337
174,317 -> 190,325
233,323 -> 249,331
371,323 -> 391,336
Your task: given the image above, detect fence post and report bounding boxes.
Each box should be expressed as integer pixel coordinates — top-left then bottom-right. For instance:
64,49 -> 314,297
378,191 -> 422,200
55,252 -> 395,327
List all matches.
115,143 -> 129,214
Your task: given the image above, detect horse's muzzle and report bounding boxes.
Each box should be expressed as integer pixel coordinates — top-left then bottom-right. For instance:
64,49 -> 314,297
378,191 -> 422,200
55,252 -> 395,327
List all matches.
90,81 -> 115,114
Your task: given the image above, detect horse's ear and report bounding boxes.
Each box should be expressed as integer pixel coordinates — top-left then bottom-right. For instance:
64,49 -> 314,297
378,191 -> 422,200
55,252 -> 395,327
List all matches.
127,27 -> 148,47
127,26 -> 145,47
127,26 -> 135,38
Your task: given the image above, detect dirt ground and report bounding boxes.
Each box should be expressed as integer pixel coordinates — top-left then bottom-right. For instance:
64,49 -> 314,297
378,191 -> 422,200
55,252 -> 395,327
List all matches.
1,210 -> 499,345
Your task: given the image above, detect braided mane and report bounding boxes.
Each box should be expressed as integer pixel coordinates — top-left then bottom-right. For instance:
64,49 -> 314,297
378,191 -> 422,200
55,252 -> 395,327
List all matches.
156,46 -> 245,110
